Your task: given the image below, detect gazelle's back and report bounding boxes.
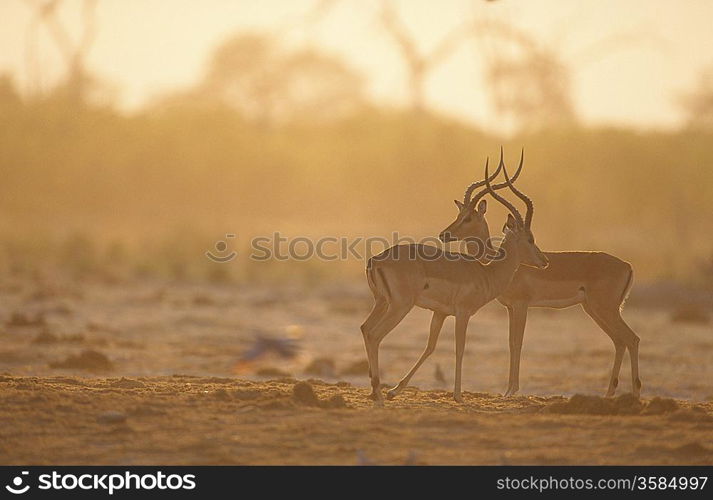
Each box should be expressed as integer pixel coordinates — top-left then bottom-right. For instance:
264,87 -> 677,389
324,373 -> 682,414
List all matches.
500,251 -> 632,307
369,244 -> 485,283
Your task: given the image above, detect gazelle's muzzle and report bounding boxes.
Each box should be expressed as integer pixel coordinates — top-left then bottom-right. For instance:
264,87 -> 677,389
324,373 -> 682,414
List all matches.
537,254 -> 550,269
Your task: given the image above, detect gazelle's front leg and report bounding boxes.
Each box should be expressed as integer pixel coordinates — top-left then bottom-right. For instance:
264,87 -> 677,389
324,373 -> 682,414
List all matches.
505,302 -> 528,397
387,311 -> 446,400
453,312 -> 470,403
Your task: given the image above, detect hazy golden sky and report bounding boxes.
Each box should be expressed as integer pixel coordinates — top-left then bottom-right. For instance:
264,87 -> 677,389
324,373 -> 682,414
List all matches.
1,0 -> 712,130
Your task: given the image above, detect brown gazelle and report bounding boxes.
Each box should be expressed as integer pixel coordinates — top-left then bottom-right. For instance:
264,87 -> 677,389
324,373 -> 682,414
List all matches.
360,156 -> 548,404
391,148 -> 641,400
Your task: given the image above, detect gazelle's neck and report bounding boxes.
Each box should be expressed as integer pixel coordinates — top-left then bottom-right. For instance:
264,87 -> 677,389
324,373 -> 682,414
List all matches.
483,234 -> 521,299
465,238 -> 491,264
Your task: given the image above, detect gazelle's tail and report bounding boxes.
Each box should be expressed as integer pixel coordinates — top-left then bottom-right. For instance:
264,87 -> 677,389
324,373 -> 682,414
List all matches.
619,264 -> 634,312
366,258 -> 391,302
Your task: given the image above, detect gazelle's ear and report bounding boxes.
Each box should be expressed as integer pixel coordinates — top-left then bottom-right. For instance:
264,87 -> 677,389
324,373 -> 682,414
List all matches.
503,213 -> 517,233
454,200 -> 464,210
476,199 -> 487,215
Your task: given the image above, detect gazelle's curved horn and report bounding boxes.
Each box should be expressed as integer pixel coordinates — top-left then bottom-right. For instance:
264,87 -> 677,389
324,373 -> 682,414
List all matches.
463,160 -> 501,204
502,148 -> 534,227
484,157 -> 524,227
463,146 -> 524,207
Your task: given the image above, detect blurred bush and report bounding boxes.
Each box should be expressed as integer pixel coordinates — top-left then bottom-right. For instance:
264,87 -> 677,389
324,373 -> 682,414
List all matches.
0,36 -> 712,287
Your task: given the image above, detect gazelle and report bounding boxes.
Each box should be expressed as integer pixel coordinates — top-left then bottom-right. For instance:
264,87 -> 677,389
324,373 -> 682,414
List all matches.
360,156 -> 548,404
390,148 -> 641,400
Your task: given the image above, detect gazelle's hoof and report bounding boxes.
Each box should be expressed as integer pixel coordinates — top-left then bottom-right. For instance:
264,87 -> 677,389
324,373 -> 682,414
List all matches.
453,394 -> 464,404
386,385 -> 402,400
503,387 -> 519,397
633,378 -> 642,399
368,389 -> 384,404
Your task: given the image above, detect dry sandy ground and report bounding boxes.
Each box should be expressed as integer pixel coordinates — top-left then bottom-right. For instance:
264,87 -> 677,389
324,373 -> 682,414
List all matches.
0,278 -> 712,464
0,376 -> 712,465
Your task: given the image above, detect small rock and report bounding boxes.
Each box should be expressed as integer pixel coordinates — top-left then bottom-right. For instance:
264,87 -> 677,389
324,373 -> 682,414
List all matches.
293,381 -> 320,406
321,394 -> 348,409
643,397 -> 678,415
612,393 -> 644,415
544,394 -> 611,415
292,382 -> 350,409
544,393 -> 643,415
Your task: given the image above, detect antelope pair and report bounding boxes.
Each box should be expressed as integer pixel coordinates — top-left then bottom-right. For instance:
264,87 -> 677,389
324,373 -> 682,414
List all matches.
360,149 -> 640,405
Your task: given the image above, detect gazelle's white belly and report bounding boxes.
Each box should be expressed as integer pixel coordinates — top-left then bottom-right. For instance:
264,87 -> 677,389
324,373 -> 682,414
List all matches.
527,288 -> 585,309
414,277 -> 464,316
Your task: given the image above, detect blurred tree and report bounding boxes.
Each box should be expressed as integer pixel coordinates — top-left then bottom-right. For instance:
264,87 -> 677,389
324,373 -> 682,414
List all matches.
278,0 -> 340,41
679,64 -> 713,130
199,33 -> 364,126
278,49 -> 364,122
374,2 -> 578,126
486,48 -> 576,131
378,0 -> 473,113
23,0 -> 99,106
200,34 -> 278,125
474,20 -> 576,131
472,17 -> 661,132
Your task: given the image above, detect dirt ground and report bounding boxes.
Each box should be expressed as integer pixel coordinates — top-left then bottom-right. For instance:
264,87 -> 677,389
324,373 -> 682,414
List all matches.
1,376 -> 712,465
0,278 -> 712,465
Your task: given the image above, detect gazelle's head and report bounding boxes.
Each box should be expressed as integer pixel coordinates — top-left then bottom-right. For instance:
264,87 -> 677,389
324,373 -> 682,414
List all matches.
500,213 -> 548,269
438,150 -> 523,248
438,198 -> 490,244
485,150 -> 549,270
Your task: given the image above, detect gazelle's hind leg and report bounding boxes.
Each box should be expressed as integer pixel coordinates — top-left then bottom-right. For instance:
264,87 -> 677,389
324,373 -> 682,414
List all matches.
453,312 -> 471,403
582,302 -> 625,397
361,301 -> 413,405
605,310 -> 641,398
386,311 -> 446,400
360,297 -> 388,378
583,299 -> 641,398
